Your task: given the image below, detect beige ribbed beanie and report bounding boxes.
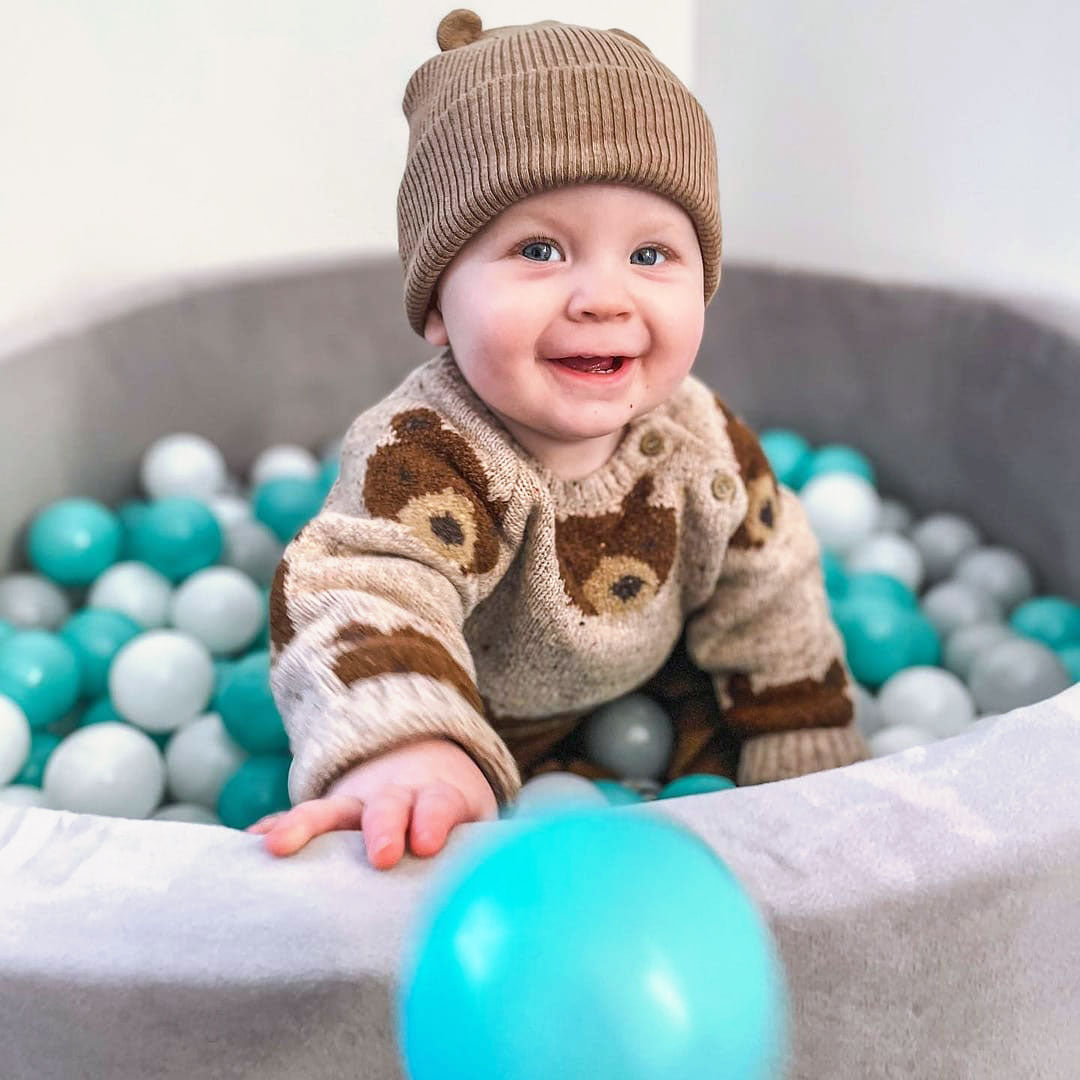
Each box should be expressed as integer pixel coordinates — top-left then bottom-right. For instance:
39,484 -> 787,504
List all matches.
397,8 -> 723,337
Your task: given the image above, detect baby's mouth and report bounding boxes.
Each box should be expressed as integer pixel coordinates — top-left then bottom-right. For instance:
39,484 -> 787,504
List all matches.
550,355 -> 626,374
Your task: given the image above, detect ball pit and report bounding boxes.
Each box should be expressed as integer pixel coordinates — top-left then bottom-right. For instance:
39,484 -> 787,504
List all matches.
0,258 -> 1078,1079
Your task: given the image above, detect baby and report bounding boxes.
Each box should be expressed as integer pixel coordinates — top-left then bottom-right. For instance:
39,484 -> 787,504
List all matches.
248,9 -> 871,870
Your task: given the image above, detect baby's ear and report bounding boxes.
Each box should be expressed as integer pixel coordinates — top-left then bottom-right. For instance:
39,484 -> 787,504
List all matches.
423,304 -> 449,347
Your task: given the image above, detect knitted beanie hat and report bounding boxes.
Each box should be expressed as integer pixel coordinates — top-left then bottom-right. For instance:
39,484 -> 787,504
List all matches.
397,8 -> 723,337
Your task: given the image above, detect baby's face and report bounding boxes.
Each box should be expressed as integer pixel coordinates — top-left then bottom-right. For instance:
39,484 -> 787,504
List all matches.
423,183 -> 706,478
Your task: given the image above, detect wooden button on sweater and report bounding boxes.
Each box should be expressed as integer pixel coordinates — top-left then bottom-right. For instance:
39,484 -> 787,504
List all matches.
711,471 -> 736,500
639,431 -> 664,456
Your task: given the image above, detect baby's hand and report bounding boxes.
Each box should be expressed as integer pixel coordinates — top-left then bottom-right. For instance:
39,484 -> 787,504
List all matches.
245,737 -> 498,870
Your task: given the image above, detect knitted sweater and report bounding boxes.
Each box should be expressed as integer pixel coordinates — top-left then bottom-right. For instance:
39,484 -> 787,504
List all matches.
268,349 -> 871,807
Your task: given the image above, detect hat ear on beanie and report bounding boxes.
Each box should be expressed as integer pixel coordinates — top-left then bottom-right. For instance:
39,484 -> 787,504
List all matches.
397,8 -> 723,338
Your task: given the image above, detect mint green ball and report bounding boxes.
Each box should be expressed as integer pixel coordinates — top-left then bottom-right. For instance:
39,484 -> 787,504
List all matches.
1010,596 -> 1080,651
0,630 -> 82,729
759,429 -> 813,490
60,608 -> 142,697
128,497 -> 223,582
27,498 -> 123,586
844,571 -> 918,612
1055,645 -> 1080,683
593,779 -> 645,805
821,551 -> 849,601
833,597 -> 941,690
253,477 -> 324,543
217,651 -> 289,754
218,755 -> 292,829
14,731 -> 62,787
804,444 -> 876,486
318,457 -> 340,498
658,774 -> 736,799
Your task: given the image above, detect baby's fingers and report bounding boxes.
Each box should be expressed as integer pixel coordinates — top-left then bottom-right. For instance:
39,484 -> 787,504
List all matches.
409,783 -> 470,858
259,795 -> 367,857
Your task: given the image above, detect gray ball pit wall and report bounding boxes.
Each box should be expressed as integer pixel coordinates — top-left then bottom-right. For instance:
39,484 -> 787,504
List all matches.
0,257 -> 1078,1080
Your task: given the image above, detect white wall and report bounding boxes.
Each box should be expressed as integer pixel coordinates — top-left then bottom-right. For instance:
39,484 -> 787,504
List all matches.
0,1 -> 692,343
2,1 -> 1079,342
695,0 -> 1080,336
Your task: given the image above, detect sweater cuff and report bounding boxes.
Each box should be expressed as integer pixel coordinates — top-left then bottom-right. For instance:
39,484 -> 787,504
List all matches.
283,673 -> 523,808
737,723 -> 871,786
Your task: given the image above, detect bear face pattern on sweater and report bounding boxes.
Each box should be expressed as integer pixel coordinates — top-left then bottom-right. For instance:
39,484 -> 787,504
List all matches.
554,473 -> 678,618
362,406 -> 509,575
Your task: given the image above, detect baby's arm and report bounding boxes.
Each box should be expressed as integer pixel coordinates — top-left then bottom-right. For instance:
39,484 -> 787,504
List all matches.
685,403 -> 870,785
266,402 -> 526,857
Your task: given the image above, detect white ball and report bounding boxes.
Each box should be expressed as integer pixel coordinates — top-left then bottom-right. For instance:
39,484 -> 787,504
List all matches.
223,519 -> 284,588
152,803 -> 221,824
88,561 -> 173,629
0,696 -> 32,786
169,567 -> 264,656
249,444 -> 320,488
164,712 -> 248,809
868,724 -> 938,757
943,622 -> 1018,682
845,532 -> 925,593
207,493 -> 252,531
876,666 -> 976,739
141,433 -> 228,501
0,572 -> 71,630
876,498 -> 914,535
43,722 -> 166,818
799,473 -> 882,556
109,630 -> 215,733
921,579 -> 1002,637
852,683 -> 886,738
909,513 -> 981,584
0,784 -> 50,807
511,772 -> 608,818
953,546 -> 1036,614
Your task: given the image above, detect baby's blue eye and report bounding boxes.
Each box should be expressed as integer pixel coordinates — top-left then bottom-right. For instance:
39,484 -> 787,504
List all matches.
630,246 -> 666,266
521,241 -> 562,262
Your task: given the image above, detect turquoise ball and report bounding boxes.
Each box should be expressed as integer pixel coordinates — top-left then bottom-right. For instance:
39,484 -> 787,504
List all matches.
804,444 -> 876,486
1010,596 -> 1080,651
218,755 -> 293,830
0,630 -> 82,729
821,551 -> 849,601
399,809 -> 789,1080
116,499 -> 151,558
27,497 -> 123,586
217,650 -> 289,754
13,731 -> 62,787
0,619 -> 15,648
759,429 -> 813,490
833,596 -> 941,689
253,477 -> 325,544
128,497 -> 223,582
1057,646 -> 1080,683
593,779 -> 645,805
318,457 -> 340,498
59,608 -> 142,698
658,773 -> 736,799
844,571 -> 918,612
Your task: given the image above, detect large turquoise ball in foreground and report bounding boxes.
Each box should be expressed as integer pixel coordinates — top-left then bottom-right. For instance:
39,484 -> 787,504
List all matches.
398,809 -> 789,1080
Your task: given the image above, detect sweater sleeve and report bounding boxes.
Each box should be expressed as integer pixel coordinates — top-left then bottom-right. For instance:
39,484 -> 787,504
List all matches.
684,400 -> 871,786
268,402 -> 524,807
